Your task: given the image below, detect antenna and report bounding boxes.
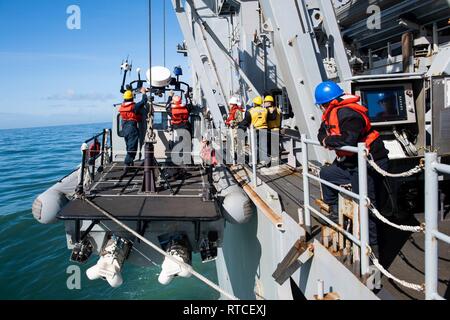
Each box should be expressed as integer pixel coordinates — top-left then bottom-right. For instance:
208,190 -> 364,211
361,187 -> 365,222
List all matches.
120,57 -> 133,93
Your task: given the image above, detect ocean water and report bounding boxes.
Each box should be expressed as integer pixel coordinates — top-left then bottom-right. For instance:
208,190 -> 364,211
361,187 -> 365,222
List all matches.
0,123 -> 219,300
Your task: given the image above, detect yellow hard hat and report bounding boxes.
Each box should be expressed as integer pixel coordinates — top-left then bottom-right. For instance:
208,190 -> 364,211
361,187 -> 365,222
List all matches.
123,90 -> 133,100
264,95 -> 274,103
253,96 -> 263,106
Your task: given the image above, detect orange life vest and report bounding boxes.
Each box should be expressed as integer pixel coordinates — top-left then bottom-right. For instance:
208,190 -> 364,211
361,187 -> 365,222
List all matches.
119,102 -> 142,122
322,95 -> 380,157
226,105 -> 244,127
88,140 -> 101,159
171,103 -> 189,126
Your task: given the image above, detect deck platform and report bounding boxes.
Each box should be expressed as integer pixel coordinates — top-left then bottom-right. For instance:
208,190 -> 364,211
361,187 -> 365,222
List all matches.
58,162 -> 221,222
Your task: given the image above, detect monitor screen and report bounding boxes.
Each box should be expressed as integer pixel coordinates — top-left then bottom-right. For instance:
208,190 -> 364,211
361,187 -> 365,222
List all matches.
360,87 -> 408,123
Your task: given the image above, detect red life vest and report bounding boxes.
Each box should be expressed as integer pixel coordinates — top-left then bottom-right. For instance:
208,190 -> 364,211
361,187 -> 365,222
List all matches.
226,105 -> 244,126
322,95 -> 380,157
171,103 -> 189,126
119,102 -> 142,122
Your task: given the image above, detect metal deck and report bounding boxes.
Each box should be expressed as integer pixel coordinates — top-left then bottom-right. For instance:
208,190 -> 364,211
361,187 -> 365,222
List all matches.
256,163 -> 450,300
58,162 -> 221,222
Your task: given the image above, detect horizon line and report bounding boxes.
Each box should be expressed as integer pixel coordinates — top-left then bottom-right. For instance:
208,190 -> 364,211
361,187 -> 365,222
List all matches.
0,121 -> 111,132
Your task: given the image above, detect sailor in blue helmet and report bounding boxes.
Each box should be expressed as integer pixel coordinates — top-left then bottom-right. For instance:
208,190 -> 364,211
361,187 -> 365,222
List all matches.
315,81 -> 389,257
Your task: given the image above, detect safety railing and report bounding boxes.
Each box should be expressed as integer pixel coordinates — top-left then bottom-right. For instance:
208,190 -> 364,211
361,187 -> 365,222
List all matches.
424,153 -> 450,300
300,135 -> 372,275
214,125 -> 268,188
299,134 -> 449,298
76,129 -> 112,196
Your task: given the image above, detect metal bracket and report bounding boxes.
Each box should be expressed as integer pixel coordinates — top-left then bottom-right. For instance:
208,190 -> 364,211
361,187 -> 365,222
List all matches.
365,265 -> 382,291
272,238 -> 314,285
262,19 -> 274,33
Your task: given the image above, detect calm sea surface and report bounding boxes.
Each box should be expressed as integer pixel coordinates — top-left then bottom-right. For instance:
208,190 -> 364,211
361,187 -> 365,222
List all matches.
0,123 -> 219,300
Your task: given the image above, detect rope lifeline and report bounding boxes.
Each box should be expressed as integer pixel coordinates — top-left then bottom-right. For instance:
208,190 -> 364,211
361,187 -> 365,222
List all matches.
369,250 -> 425,292
368,201 -> 425,233
365,152 -> 424,178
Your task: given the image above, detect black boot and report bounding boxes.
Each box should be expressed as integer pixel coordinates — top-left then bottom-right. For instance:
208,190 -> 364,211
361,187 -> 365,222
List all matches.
329,204 -> 339,224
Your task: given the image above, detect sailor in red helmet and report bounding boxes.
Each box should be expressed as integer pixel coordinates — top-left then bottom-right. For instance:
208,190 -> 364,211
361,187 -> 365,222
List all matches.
315,81 -> 389,256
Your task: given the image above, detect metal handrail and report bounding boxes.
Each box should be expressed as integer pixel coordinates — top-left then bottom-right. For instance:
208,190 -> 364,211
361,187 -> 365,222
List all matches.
210,126 -> 448,298
85,131 -> 107,144
76,129 -> 111,195
424,153 -> 450,300
301,134 -> 371,276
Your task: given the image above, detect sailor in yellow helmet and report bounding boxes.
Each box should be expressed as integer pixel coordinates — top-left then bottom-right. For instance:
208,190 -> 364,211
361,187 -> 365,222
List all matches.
250,96 -> 268,129
238,96 -> 268,130
264,95 -> 282,167
264,95 -> 281,130
238,96 -> 269,164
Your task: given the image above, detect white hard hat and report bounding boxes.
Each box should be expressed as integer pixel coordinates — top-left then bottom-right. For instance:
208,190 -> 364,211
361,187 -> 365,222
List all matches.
228,96 -> 239,105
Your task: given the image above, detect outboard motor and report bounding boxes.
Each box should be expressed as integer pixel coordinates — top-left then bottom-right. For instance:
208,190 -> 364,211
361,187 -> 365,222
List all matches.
86,235 -> 131,288
158,237 -> 192,285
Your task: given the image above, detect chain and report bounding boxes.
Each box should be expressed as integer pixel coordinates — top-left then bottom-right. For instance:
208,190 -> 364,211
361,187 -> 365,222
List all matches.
368,201 -> 425,233
145,99 -> 156,143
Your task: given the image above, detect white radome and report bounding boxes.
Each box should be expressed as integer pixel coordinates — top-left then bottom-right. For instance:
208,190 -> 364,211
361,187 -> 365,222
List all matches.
147,66 -> 172,87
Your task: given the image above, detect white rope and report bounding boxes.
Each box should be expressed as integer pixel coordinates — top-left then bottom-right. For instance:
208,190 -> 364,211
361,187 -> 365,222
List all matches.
84,198 -> 239,300
369,250 -> 425,292
369,202 -> 425,233
98,221 -> 159,267
365,154 -> 424,178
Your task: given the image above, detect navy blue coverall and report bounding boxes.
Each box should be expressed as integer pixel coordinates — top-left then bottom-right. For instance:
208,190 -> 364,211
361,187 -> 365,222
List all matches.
318,107 -> 389,246
123,94 -> 148,166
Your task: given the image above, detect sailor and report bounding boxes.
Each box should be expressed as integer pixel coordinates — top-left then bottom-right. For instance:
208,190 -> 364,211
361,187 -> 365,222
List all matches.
265,96 -> 281,130
238,96 -> 268,130
225,96 -> 244,128
225,97 -> 244,163
166,93 -> 191,165
265,95 -> 281,166
315,81 -> 389,255
167,94 -> 190,130
238,96 -> 269,163
118,87 -> 148,172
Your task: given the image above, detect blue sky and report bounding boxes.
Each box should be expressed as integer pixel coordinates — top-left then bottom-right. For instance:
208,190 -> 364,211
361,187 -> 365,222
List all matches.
0,0 -> 190,129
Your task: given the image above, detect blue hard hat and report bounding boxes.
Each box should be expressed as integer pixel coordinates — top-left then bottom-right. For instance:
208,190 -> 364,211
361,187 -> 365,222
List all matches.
314,81 -> 344,105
